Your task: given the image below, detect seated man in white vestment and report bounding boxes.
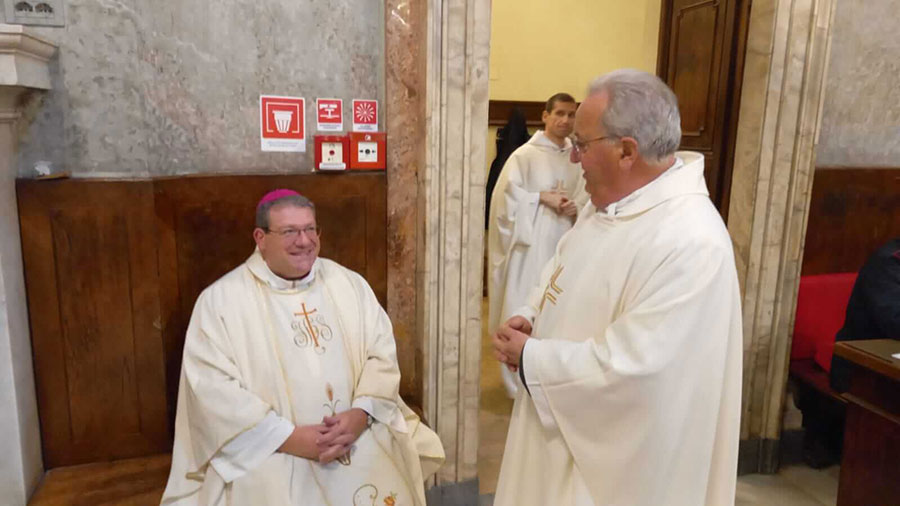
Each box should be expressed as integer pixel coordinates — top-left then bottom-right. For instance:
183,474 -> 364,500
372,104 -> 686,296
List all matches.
488,92 -> 589,398
161,190 -> 444,505
492,70 -> 743,505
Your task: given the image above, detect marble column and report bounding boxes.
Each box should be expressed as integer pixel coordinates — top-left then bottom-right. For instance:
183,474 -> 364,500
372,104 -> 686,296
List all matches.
417,0 -> 490,499
0,23 -> 56,504
386,0 -> 428,407
727,0 -> 837,473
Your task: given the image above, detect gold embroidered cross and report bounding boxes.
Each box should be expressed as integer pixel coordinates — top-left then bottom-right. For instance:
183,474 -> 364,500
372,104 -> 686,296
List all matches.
294,303 -> 320,349
539,265 -> 565,311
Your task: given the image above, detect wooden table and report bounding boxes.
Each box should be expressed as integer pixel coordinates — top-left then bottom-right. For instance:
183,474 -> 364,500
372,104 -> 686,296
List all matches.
834,339 -> 900,506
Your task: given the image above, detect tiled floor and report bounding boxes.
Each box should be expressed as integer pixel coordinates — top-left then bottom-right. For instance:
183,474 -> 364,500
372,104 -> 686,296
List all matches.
736,465 -> 839,505
477,298 -> 839,505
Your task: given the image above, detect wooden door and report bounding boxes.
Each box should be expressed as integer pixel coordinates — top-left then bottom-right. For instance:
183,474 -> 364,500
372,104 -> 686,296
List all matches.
657,0 -> 750,218
17,180 -> 169,467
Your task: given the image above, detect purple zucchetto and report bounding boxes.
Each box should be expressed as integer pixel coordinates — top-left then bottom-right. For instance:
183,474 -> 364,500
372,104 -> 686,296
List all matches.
256,189 -> 302,210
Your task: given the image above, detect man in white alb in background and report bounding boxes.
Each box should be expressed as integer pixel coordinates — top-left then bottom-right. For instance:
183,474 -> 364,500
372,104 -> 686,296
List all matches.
488,92 -> 589,398
492,70 -> 743,505
162,189 -> 444,505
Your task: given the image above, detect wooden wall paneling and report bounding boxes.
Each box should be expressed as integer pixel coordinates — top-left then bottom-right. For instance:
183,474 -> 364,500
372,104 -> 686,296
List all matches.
154,173 -> 388,428
16,179 -> 169,468
487,100 -> 547,127
801,168 -> 900,275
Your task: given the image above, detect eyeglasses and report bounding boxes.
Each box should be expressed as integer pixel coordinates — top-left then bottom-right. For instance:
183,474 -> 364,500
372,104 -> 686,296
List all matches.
570,135 -> 616,154
265,226 -> 321,241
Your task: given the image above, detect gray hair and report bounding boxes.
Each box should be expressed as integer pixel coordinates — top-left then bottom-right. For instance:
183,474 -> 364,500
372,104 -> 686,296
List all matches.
587,69 -> 681,162
255,195 -> 316,229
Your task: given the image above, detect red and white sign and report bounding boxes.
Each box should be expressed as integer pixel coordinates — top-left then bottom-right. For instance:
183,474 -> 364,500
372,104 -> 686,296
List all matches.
352,99 -> 378,132
259,95 -> 306,152
316,98 -> 343,132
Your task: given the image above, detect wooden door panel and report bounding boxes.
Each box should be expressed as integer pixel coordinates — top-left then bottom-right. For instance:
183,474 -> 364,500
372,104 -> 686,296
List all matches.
17,180 -> 168,467
51,209 -> 141,439
659,0 -> 747,215
669,0 -> 725,149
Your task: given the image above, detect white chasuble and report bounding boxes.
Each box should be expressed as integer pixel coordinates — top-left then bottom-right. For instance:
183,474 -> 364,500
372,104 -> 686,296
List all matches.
162,251 -> 444,505
488,131 -> 588,394
494,152 -> 743,506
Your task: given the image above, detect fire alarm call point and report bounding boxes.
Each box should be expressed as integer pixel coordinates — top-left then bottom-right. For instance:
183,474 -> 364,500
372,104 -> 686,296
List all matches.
314,134 -> 350,171
349,132 -> 386,170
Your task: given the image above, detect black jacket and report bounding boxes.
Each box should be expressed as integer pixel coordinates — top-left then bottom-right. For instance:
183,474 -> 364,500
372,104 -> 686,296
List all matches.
830,237 -> 900,391
485,107 -> 530,229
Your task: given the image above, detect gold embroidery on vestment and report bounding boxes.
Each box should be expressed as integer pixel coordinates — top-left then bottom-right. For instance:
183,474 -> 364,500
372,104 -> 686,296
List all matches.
539,265 -> 565,311
292,302 -> 333,353
323,382 -> 352,465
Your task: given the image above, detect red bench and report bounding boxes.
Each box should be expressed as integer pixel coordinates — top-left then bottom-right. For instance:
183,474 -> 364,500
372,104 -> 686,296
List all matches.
790,272 -> 858,390
787,273 -> 858,466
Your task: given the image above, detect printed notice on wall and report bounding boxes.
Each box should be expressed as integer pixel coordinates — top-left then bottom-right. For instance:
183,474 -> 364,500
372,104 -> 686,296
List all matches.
260,95 -> 306,152
352,99 -> 378,132
317,98 -> 343,132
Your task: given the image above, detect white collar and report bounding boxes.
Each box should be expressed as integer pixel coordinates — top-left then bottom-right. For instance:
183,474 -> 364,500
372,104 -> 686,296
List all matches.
600,157 -> 684,216
528,130 -> 573,152
246,247 -> 318,292
594,151 -> 707,217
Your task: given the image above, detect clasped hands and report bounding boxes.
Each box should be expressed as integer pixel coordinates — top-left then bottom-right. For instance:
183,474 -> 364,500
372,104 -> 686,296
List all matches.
540,189 -> 577,217
278,407 -> 368,464
492,315 -> 532,373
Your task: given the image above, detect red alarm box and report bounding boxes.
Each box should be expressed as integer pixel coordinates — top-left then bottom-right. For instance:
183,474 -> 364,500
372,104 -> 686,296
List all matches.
349,132 -> 386,170
314,134 -> 349,171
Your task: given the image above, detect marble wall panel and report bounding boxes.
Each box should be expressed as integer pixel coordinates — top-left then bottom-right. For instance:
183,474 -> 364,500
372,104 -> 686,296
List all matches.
420,0 -> 490,486
0,107 -> 35,506
13,0 -> 384,176
1,103 -> 43,504
386,0 -> 427,405
727,0 -> 836,472
816,0 -> 900,167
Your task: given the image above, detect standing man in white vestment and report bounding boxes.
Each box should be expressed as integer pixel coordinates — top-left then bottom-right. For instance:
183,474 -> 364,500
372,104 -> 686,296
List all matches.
488,92 -> 589,398
492,70 -> 743,505
161,190 -> 444,505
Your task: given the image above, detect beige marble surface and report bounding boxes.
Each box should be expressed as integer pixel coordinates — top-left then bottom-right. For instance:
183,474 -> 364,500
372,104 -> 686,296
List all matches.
727,0 -> 837,450
419,0 -> 492,485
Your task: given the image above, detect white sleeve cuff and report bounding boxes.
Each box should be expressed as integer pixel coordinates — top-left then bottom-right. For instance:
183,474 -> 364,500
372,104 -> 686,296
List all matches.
352,396 -> 408,433
209,411 -> 294,483
522,339 -> 558,431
